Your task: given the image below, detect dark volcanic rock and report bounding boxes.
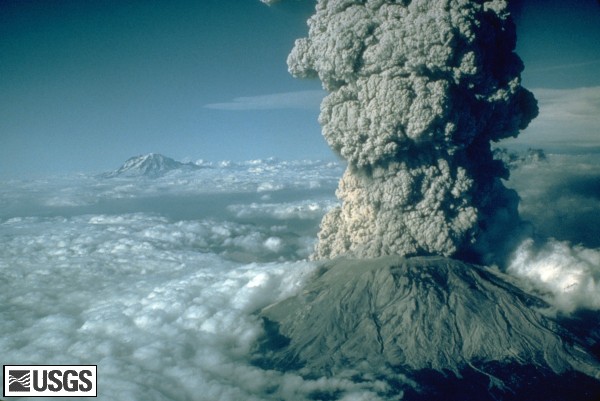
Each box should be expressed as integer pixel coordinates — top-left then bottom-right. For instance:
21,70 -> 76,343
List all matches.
255,256 -> 600,399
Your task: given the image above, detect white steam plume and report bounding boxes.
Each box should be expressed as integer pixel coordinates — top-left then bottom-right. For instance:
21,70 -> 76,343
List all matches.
288,0 -> 537,263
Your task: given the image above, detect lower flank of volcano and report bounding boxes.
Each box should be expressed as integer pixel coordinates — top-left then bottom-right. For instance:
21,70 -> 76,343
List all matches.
254,256 -> 600,400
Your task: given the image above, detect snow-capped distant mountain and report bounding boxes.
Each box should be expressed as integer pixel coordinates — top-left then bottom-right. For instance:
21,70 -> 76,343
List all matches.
102,153 -> 203,178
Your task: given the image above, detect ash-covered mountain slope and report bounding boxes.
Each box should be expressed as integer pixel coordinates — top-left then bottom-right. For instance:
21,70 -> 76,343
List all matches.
102,153 -> 203,178
255,256 -> 600,400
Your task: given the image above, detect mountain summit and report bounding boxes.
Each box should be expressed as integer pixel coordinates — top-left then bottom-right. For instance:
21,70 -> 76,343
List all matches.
103,153 -> 202,178
255,256 -> 600,400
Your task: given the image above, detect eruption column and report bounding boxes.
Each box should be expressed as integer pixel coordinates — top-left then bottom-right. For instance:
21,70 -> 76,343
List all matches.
289,0 -> 538,263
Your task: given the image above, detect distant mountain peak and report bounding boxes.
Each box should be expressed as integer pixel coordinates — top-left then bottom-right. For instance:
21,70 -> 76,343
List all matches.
103,153 -> 202,178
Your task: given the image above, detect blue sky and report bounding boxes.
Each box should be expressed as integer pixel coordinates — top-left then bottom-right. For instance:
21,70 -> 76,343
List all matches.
1,0 -> 599,178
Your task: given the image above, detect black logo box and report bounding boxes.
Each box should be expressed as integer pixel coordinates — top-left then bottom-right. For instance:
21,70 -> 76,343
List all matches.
7,370 -> 30,392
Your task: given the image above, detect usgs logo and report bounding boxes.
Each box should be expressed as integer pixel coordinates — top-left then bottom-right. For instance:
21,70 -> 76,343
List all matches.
3,365 -> 97,397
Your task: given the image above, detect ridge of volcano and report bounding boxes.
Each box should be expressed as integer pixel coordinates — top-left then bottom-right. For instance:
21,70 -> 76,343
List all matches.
255,256 -> 600,400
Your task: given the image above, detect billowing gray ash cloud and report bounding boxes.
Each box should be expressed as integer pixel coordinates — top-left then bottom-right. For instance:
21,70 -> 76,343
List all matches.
288,0 -> 538,264
252,2 -> 600,398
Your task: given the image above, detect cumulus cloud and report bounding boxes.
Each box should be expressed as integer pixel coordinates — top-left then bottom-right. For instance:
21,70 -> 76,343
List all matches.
0,212 -> 396,400
508,238 -> 600,313
204,90 -> 325,111
495,152 -> 600,313
289,0 -> 537,264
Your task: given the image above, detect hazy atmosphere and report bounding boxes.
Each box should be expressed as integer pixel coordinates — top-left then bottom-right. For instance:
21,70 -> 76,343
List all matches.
1,1 -> 600,400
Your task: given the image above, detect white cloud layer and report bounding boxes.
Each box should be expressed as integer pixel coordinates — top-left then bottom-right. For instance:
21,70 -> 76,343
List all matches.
0,213 -> 390,400
204,90 -> 325,111
0,158 -> 398,399
0,159 -> 343,222
506,86 -> 600,150
228,199 -> 338,220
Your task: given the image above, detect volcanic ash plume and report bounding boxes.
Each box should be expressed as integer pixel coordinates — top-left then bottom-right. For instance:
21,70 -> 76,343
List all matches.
289,0 -> 538,263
